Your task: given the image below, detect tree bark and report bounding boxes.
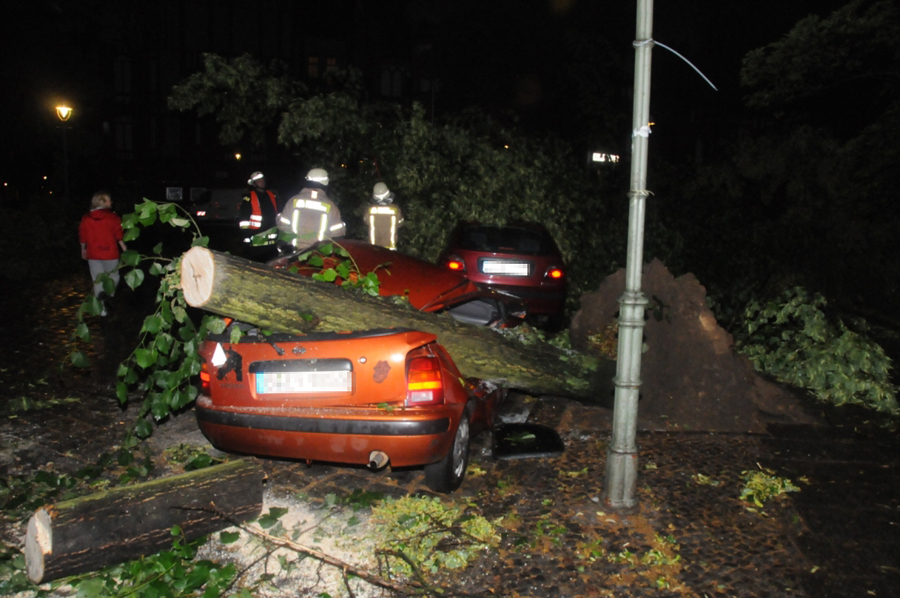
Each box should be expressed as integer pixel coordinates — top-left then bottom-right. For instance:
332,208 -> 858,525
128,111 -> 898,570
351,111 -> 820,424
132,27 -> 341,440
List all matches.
180,247 -> 614,400
25,459 -> 265,584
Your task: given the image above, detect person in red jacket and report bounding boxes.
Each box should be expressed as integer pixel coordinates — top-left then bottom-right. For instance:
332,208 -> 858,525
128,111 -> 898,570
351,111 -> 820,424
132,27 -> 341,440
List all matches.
79,191 -> 127,316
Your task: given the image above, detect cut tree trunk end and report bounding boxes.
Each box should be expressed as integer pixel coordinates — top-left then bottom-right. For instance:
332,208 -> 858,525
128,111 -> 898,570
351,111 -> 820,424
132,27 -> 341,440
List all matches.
25,459 -> 265,584
179,246 -> 615,401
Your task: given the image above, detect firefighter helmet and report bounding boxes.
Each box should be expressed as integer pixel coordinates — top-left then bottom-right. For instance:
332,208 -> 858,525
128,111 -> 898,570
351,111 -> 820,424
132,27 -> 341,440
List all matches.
306,168 -> 329,186
247,171 -> 265,186
372,182 -> 394,205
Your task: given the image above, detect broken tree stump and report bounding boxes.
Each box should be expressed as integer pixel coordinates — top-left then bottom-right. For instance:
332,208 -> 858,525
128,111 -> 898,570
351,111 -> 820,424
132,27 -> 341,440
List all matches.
25,459 -> 265,584
179,246 -> 614,400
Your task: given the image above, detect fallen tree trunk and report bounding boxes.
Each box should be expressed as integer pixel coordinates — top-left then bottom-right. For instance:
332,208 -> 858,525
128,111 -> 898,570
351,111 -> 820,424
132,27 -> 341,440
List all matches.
25,459 -> 264,584
180,247 -> 614,400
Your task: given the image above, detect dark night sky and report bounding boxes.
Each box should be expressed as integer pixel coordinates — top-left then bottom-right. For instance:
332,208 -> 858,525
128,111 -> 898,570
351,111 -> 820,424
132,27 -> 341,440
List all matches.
0,0 -> 852,193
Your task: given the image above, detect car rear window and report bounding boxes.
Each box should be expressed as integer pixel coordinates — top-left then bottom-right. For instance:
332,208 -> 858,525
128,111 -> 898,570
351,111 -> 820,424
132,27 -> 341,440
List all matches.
458,226 -> 552,255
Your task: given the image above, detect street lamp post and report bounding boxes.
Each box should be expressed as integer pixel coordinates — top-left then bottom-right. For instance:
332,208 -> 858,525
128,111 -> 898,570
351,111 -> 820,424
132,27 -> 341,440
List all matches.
55,105 -> 73,202
602,0 -> 655,511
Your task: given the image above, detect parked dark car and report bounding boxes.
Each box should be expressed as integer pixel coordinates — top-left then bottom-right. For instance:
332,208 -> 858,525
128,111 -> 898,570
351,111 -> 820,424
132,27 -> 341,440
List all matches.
439,222 -> 566,329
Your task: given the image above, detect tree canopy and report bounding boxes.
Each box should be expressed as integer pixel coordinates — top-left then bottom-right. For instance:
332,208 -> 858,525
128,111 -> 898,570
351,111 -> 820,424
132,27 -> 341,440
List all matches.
169,54 -> 629,304
657,0 -> 900,317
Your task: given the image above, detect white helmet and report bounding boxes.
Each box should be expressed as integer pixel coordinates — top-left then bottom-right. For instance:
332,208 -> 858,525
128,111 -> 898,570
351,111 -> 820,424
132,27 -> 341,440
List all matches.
247,171 -> 265,186
372,182 -> 394,205
306,168 -> 329,186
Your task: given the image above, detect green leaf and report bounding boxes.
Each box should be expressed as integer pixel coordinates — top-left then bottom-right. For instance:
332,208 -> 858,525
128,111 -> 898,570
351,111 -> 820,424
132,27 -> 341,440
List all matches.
121,249 -> 142,267
205,317 -> 228,335
141,314 -> 163,335
76,322 -> 91,343
257,507 -> 289,528
85,294 -> 103,316
219,531 -> 241,544
155,333 -> 173,355
101,274 -> 117,297
314,268 -> 338,282
160,300 -> 174,324
135,418 -> 153,438
125,268 -> 145,290
135,348 -> 157,369
123,227 -> 140,242
335,261 -> 351,280
74,578 -> 105,596
117,448 -> 135,466
186,453 -> 214,470
139,211 -> 158,227
70,351 -> 90,369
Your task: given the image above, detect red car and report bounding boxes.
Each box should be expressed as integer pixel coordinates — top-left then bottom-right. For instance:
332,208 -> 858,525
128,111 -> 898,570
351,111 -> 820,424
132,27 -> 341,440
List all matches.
439,222 -> 566,329
195,241 -> 517,492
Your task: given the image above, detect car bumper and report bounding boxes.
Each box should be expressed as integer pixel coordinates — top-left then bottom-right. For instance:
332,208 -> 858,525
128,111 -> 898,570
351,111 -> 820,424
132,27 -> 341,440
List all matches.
195,396 -> 462,468
488,284 -> 565,315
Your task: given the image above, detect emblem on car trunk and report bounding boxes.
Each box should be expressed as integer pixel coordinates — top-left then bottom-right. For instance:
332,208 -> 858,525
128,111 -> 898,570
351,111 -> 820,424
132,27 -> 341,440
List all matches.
373,360 -> 391,383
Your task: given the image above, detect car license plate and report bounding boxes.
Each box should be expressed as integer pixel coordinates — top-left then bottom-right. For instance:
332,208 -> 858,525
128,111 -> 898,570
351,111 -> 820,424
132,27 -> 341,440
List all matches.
256,371 -> 352,394
481,259 -> 530,276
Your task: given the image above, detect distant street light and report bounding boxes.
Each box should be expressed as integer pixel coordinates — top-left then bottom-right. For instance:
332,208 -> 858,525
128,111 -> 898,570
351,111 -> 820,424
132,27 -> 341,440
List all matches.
55,105 -> 73,202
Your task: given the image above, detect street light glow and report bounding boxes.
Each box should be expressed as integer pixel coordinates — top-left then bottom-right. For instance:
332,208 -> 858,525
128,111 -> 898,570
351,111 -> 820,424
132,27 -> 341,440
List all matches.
55,105 -> 73,121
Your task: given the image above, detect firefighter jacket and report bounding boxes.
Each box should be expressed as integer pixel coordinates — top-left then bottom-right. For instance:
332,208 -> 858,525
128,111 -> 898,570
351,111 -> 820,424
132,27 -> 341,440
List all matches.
367,203 -> 404,250
79,208 -> 124,260
239,188 -> 279,244
277,186 -> 346,249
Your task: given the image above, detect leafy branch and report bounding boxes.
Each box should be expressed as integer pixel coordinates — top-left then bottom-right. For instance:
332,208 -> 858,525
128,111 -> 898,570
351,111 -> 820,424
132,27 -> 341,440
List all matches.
69,199 -> 228,442
277,240 -> 384,297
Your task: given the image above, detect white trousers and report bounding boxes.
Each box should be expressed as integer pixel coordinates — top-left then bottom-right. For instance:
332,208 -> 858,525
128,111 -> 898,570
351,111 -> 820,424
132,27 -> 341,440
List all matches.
88,259 -> 120,298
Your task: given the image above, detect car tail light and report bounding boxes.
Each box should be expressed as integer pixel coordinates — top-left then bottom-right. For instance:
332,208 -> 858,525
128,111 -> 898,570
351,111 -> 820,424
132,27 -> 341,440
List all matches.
443,255 -> 466,273
406,356 -> 444,406
200,361 -> 211,394
545,266 -> 565,280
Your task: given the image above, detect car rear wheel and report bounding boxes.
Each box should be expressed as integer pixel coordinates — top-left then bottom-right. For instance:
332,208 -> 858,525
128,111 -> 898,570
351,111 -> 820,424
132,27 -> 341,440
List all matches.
424,410 -> 470,493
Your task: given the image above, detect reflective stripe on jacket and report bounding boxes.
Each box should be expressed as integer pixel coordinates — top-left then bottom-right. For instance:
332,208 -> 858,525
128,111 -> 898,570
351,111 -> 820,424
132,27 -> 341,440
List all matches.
239,189 -> 278,230
367,204 -> 404,250
276,188 -> 345,248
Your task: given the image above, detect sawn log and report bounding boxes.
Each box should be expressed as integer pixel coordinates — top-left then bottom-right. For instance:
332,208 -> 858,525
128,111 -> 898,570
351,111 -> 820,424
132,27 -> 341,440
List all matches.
180,246 -> 614,400
25,459 -> 264,584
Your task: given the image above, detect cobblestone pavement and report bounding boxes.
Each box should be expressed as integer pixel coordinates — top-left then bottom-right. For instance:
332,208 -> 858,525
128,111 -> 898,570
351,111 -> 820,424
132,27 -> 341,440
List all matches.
1,276 -> 899,597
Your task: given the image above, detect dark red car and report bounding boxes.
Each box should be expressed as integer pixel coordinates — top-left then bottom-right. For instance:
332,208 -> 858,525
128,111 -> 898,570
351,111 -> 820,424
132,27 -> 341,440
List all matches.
439,222 -> 567,329
195,240 -> 520,492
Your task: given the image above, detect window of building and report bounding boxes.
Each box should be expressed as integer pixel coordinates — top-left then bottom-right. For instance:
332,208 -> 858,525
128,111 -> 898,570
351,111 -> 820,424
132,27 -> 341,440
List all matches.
308,56 -> 319,78
381,67 -> 404,98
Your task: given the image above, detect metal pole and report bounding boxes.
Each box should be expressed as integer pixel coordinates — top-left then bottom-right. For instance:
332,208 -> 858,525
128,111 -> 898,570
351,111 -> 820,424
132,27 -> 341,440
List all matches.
603,0 -> 654,511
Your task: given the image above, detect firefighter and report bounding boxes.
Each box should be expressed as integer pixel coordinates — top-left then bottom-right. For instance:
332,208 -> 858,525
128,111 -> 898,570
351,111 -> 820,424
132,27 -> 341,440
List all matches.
276,168 -> 346,251
367,182 -> 403,250
238,171 -> 279,249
